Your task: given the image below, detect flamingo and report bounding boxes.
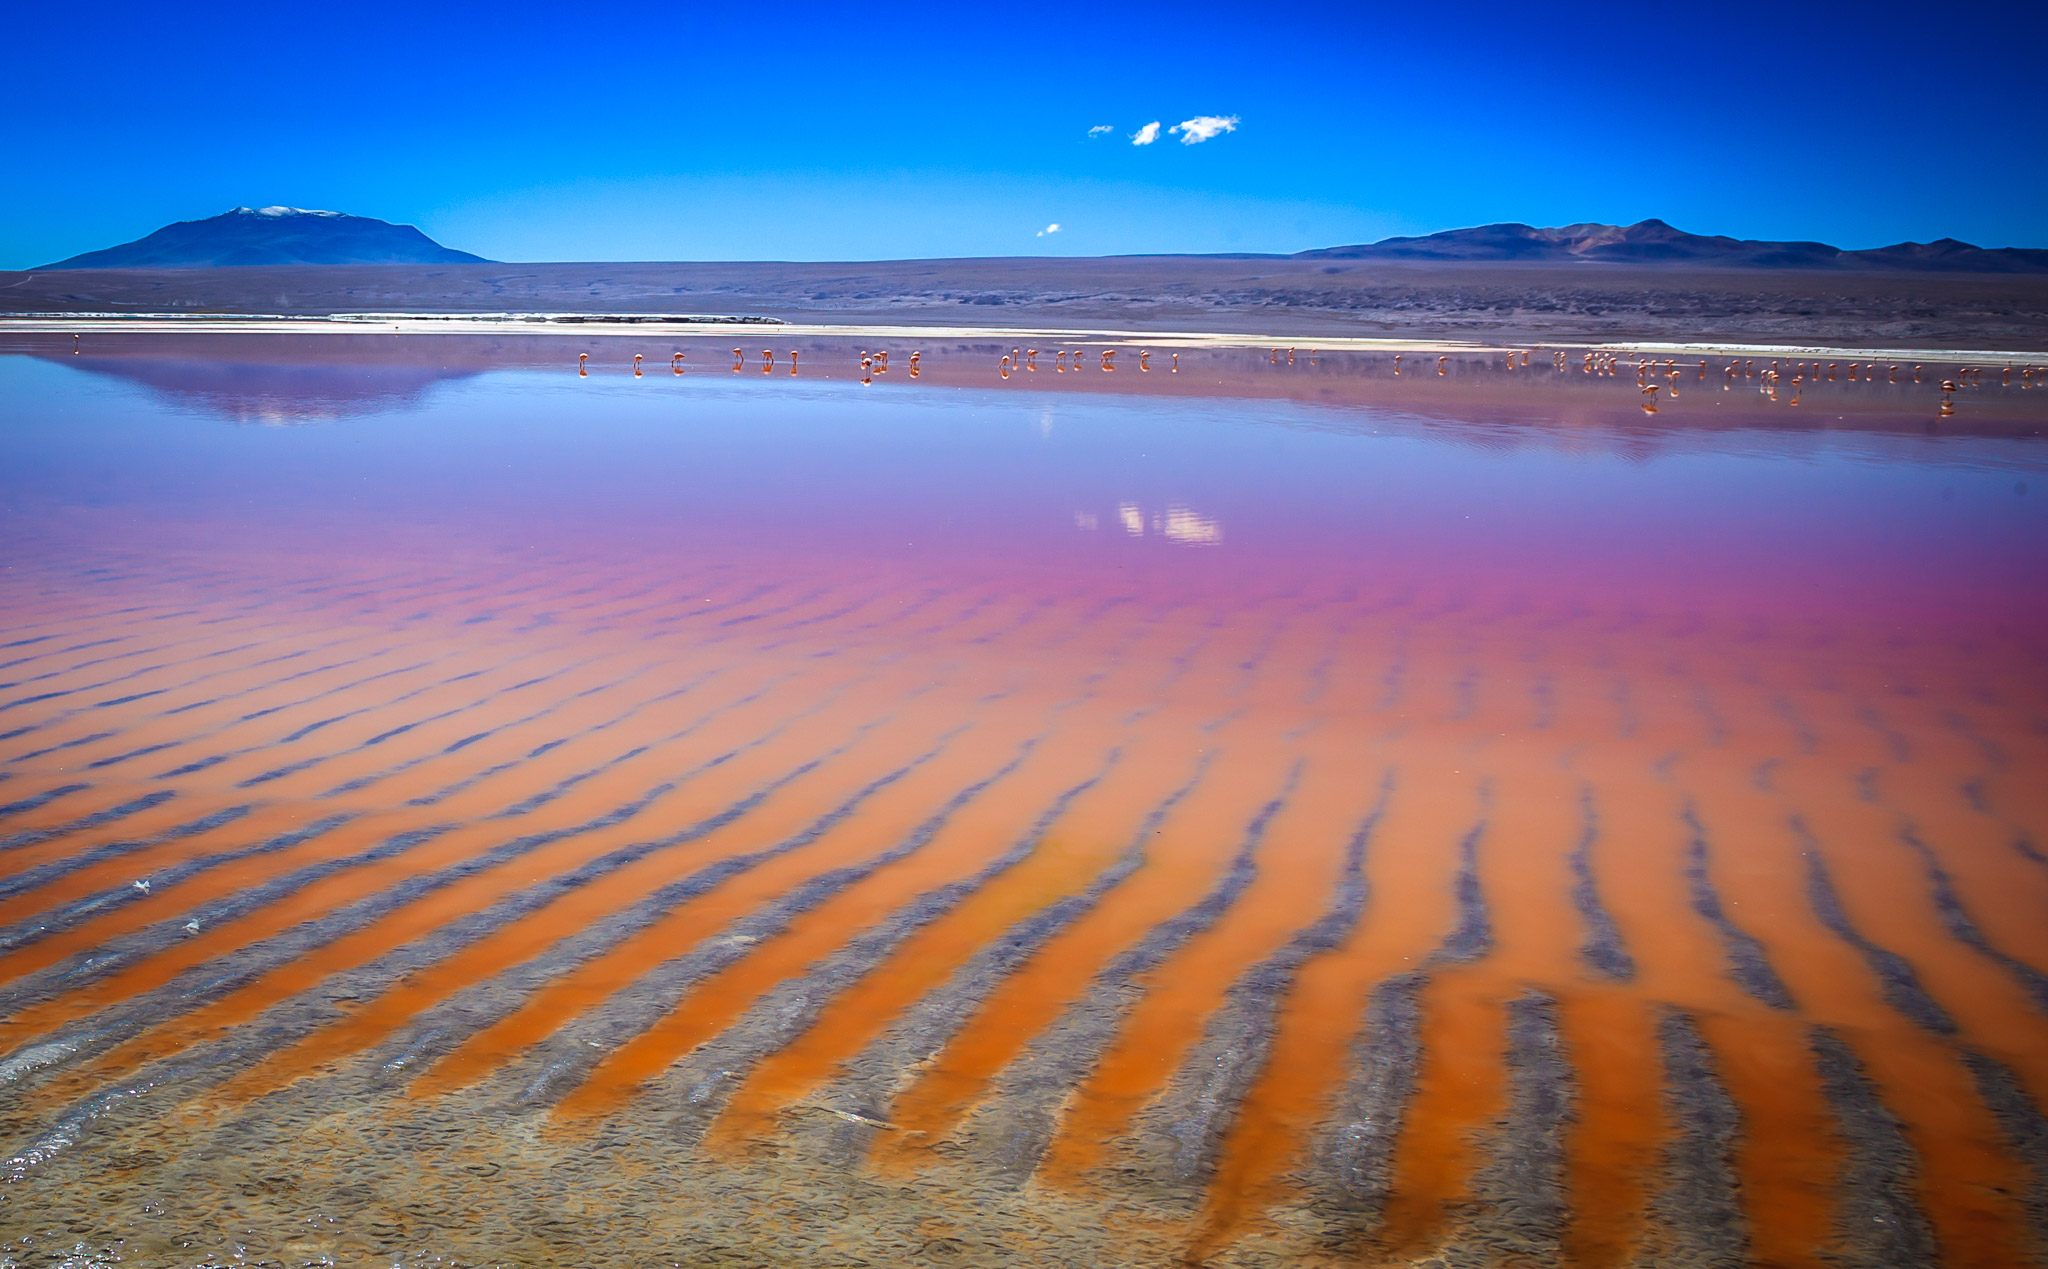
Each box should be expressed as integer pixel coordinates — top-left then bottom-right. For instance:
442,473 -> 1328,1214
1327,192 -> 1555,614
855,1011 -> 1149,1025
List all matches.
1027,349 -> 1039,371
1000,356 -> 1012,380
1139,351 -> 1150,372
733,348 -> 744,372
1287,347 -> 1295,365
672,352 -> 686,375
1171,352 -> 1179,373
578,352 -> 588,378
790,350 -> 799,376
1437,356 -> 1447,376
1395,353 -> 1403,376
761,350 -> 773,374
633,353 -> 644,378
1102,350 -> 1116,372
72,334 -> 79,355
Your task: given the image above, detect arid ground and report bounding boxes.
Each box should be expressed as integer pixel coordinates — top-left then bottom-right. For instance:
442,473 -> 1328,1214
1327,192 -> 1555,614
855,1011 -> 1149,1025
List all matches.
7,257 -> 2048,348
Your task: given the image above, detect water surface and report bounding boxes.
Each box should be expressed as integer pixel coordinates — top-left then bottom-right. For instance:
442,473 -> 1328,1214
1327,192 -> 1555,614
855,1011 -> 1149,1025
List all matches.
1,337 -> 2045,1268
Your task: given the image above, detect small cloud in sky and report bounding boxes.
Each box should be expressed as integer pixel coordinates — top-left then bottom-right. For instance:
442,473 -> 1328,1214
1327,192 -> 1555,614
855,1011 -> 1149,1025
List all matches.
1131,121 -> 1161,146
1086,124 -> 1114,137
1170,114 -> 1239,144
1036,223 -> 1061,237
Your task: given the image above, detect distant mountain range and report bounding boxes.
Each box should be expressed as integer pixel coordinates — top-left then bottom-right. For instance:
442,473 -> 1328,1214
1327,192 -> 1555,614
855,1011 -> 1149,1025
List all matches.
1295,219 -> 2048,273
35,209 -> 2046,274
42,207 -> 487,269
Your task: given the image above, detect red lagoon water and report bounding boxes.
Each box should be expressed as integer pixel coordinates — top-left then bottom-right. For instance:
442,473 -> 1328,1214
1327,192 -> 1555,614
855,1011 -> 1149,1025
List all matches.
0,338 -> 2044,1268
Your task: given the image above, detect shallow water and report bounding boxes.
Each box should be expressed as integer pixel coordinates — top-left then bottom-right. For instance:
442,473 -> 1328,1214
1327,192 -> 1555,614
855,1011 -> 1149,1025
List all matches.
1,336 -> 2045,1268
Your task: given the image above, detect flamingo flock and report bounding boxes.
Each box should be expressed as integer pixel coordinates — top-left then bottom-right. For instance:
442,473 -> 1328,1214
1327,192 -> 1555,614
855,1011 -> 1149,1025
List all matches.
550,344 -> 2044,423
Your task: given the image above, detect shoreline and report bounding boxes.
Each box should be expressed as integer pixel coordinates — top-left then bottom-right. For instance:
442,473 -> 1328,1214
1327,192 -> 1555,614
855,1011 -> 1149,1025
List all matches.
3,315 -> 2042,362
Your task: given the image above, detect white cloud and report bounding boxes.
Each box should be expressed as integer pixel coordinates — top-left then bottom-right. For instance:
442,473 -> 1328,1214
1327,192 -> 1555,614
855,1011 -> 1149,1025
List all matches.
1036,223 -> 1061,237
1160,506 -> 1223,545
1131,121 -> 1161,146
1086,124 -> 1114,137
1170,114 -> 1239,144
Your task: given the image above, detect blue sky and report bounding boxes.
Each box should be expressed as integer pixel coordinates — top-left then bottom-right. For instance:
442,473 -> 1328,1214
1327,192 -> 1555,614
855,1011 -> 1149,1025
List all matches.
6,0 -> 2042,267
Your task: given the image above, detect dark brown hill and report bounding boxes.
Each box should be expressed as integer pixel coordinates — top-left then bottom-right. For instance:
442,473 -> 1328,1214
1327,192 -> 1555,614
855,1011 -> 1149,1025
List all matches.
1296,219 -> 2048,273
